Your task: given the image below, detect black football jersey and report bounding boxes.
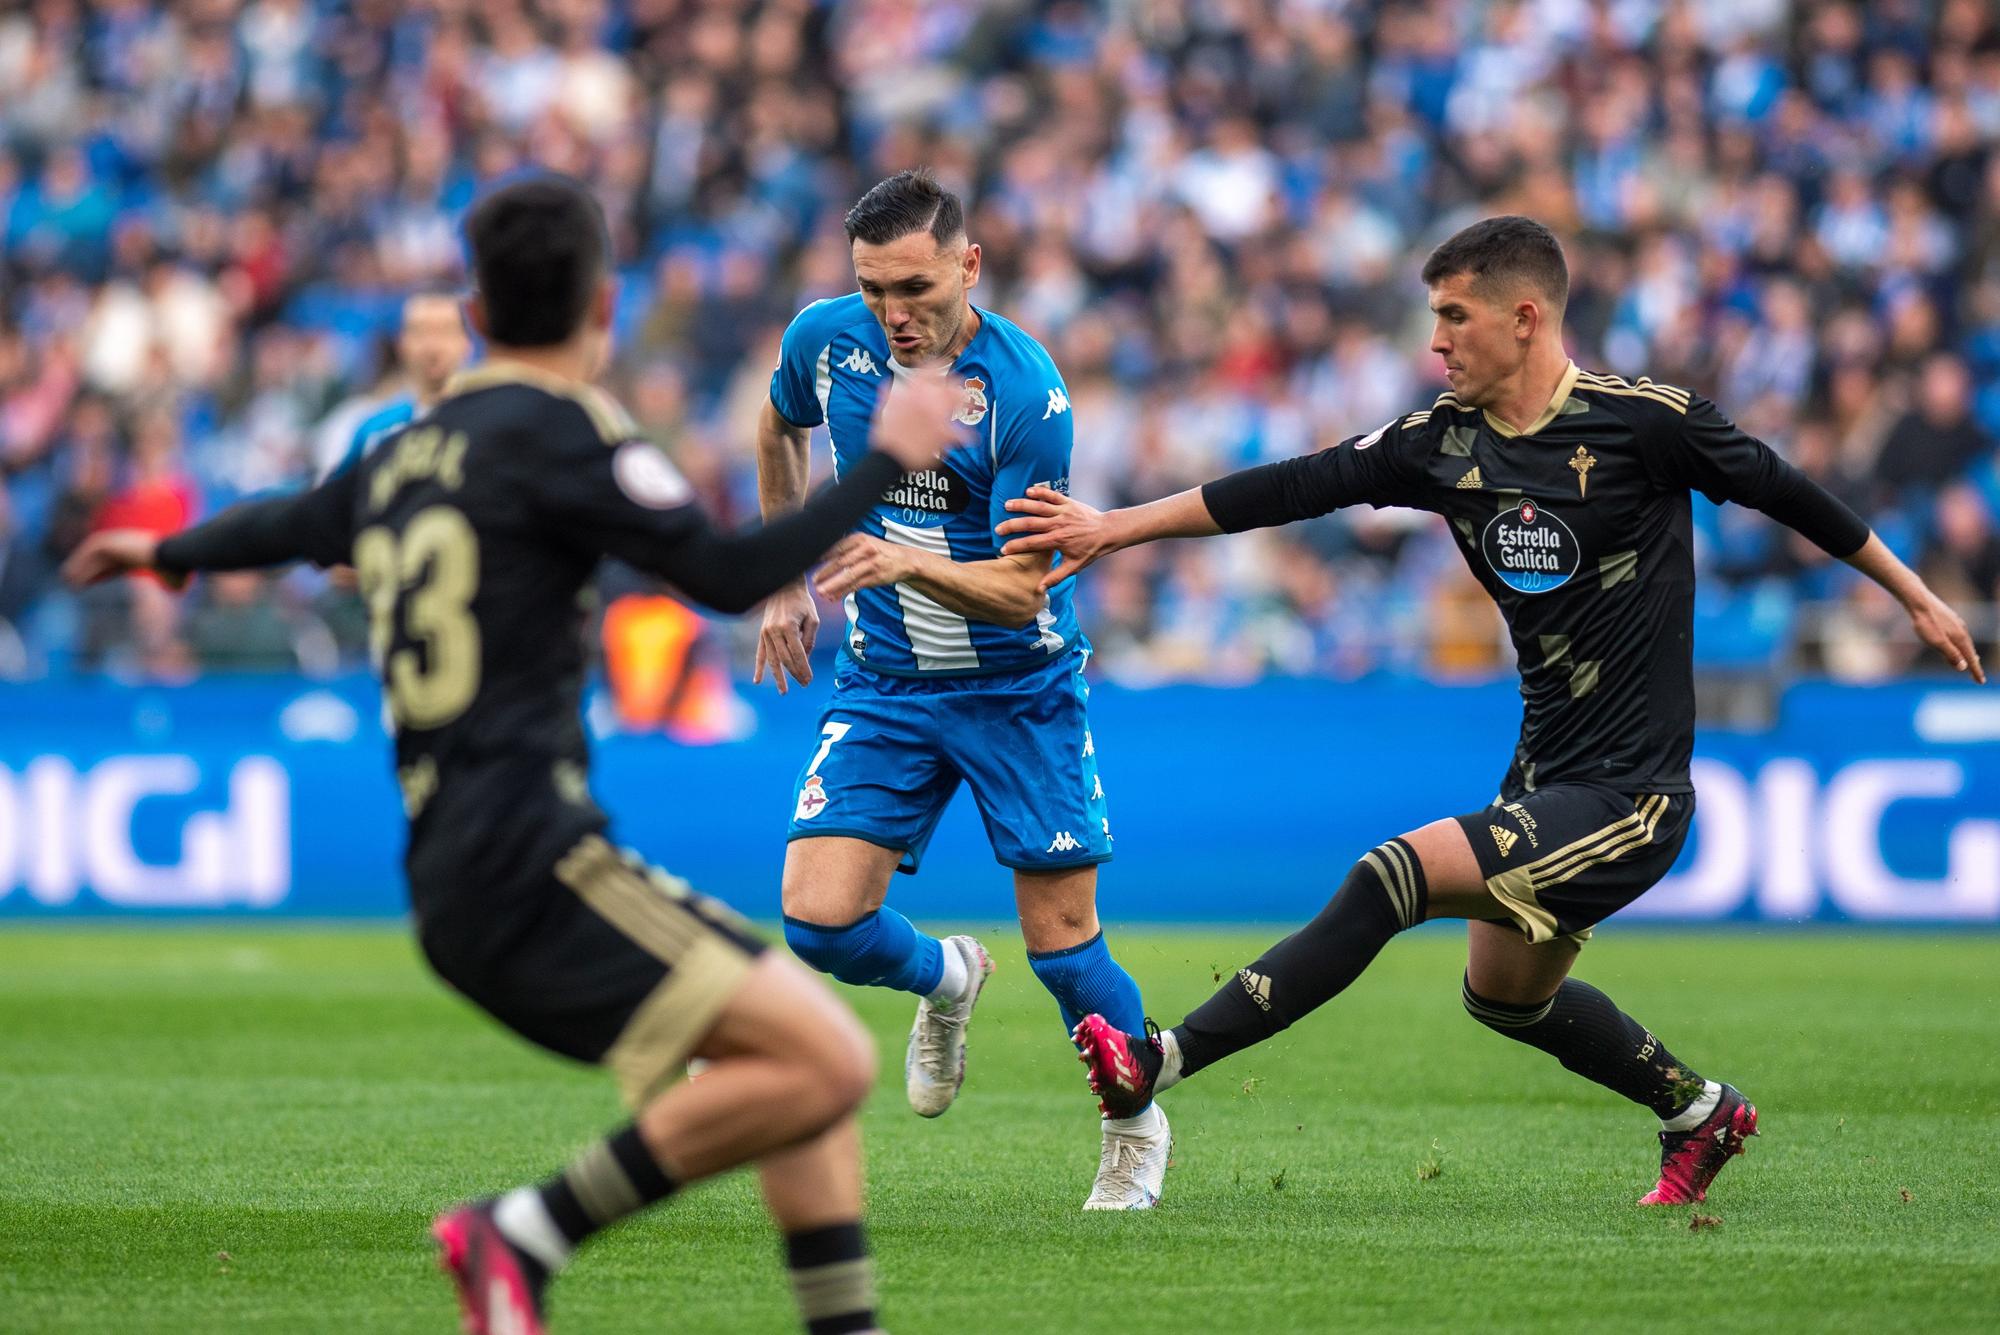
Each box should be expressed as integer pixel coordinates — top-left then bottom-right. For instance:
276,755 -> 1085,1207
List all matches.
155,360 -> 901,887
1204,364 -> 1867,797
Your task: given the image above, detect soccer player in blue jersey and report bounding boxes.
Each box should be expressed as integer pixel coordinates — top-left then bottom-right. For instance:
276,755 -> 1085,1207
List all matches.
335,290 -> 470,473
751,169 -> 1170,1210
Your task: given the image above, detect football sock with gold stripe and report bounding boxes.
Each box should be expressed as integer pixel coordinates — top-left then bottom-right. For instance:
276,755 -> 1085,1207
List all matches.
1462,976 -> 1709,1119
1172,839 -> 1427,1079
786,1222 -> 877,1335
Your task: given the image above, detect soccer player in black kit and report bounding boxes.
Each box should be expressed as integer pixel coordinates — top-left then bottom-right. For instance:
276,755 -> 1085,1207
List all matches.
66,177 -> 963,1334
997,216 -> 1985,1207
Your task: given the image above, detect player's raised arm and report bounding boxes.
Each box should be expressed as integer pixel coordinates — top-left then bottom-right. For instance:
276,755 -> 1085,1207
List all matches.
999,416 -> 1427,591
63,466 -> 361,589
1653,395 -> 1984,683
564,375 -> 960,616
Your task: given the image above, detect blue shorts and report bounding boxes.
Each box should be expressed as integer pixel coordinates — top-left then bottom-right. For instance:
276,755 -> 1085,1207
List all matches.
786,650 -> 1113,873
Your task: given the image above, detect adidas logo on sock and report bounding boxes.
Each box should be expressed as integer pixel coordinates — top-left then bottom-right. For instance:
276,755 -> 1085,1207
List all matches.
1456,466 -> 1483,489
1489,824 -> 1518,856
1239,969 -> 1272,1011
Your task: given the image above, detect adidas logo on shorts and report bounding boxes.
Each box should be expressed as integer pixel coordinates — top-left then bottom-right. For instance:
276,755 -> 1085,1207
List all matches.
1489,824 -> 1518,857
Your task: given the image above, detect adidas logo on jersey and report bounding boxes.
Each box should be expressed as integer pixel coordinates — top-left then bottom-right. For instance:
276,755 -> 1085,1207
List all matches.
838,347 -> 879,376
1239,969 -> 1273,1012
1489,824 -> 1519,857
1047,831 -> 1083,853
1456,466 -> 1483,489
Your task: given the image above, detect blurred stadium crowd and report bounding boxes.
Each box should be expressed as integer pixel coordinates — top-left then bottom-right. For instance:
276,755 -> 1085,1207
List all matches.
3,0 -> 1998,689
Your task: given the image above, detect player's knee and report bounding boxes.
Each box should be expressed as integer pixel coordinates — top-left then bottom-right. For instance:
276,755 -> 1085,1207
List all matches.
1333,839 -> 1428,932
816,1009 -> 878,1113
1460,973 -> 1555,1034
783,914 -> 882,985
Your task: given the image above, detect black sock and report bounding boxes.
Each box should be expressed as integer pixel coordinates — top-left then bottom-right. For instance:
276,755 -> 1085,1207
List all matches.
1173,839 -> 1427,1079
785,1222 -> 876,1335
537,1123 -> 679,1250
1462,975 -> 1708,1118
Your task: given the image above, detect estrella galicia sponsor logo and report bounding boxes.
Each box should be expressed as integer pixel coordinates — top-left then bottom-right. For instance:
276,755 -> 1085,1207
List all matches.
1481,498 -> 1579,594
882,464 -> 972,526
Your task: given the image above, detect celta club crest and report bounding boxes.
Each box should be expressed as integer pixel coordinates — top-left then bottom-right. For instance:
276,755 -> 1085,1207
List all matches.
954,376 -> 989,426
1569,445 -> 1597,498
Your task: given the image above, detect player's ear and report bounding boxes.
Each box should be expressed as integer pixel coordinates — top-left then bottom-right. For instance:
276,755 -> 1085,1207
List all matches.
1515,298 -> 1539,342
592,278 -> 615,331
463,293 -> 490,342
961,241 -> 981,291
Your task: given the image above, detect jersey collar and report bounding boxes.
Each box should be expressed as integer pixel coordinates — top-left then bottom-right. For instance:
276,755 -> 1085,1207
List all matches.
884,304 -> 989,381
1483,360 -> 1580,439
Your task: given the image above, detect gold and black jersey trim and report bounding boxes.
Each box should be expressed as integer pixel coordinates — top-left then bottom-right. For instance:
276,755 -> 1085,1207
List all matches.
1401,391 -> 1472,432
443,361 -> 642,444
1573,370 -> 1691,415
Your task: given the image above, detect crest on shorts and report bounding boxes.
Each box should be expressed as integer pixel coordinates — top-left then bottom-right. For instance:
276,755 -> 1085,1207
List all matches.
953,376 -> 989,426
795,775 -> 829,821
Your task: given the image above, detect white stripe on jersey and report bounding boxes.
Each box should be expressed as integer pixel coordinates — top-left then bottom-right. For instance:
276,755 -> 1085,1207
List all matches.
814,344 -> 834,424
880,519 -> 981,671
1033,599 -> 1063,654
844,592 -> 862,659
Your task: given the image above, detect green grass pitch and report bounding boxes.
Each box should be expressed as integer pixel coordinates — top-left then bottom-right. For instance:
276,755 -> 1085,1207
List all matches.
2,926 -> 1996,1332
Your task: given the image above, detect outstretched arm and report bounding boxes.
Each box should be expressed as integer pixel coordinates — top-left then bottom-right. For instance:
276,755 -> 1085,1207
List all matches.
997,418 -> 1424,591
1658,395 -> 1983,683
64,471 -> 359,587
1841,532 -> 1984,683
996,485 -> 1220,591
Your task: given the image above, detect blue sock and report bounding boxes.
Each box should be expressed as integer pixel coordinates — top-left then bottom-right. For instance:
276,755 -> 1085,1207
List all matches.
1027,931 -> 1146,1039
783,909 -> 945,996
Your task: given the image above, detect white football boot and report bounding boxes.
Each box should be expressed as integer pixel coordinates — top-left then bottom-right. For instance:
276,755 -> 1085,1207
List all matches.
904,935 -> 995,1117
1083,1104 -> 1171,1210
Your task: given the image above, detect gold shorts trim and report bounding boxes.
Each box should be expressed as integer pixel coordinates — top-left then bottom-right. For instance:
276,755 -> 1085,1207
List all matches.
554,834 -> 756,1107
1484,796 -> 1668,944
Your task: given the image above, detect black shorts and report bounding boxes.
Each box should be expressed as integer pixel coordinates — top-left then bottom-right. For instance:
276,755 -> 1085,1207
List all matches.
1453,784 -> 1694,944
413,828 -> 765,1108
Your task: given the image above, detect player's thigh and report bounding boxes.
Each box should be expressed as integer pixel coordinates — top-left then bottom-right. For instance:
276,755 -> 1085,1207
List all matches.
785,666 -> 958,880
1464,918 -> 1582,1005
1453,785 -> 1689,944
948,653 -> 1112,874
781,836 -> 905,924
417,830 -> 768,1111
1013,864 -> 1101,953
695,951 -> 876,1094
1399,816 -> 1494,919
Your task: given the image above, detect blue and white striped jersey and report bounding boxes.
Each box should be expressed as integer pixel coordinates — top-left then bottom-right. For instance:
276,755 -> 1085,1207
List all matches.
770,293 -> 1083,677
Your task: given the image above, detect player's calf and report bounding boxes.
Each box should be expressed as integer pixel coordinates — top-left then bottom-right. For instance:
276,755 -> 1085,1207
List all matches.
475,957 -> 876,1319
785,907 -> 956,998
1158,839 -> 1428,1086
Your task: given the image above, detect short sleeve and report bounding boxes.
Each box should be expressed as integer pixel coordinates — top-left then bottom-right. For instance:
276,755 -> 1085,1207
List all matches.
769,300 -> 841,429
988,378 -> 1074,537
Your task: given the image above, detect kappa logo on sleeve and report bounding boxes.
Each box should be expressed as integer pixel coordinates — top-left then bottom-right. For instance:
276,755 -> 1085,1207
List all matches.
1042,387 -> 1070,419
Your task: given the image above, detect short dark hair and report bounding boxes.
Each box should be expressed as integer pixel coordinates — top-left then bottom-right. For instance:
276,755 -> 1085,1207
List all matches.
1421,215 -> 1568,311
843,168 -> 965,247
463,175 -> 608,346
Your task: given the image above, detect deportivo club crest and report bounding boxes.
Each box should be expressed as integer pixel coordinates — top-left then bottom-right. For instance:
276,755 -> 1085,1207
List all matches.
1569,445 -> 1597,497
954,376 -> 989,426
